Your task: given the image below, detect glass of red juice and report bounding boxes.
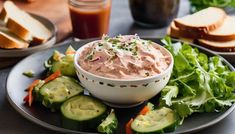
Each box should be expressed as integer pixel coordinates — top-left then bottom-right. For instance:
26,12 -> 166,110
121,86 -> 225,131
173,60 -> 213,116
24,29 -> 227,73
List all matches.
68,0 -> 111,39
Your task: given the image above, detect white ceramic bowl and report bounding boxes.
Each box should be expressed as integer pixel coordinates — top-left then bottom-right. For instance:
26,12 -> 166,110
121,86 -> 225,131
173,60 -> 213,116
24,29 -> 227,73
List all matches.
74,40 -> 174,107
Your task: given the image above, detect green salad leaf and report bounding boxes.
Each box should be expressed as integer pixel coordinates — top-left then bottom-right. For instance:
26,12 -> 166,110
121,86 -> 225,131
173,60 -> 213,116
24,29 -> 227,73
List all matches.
44,46 -> 76,77
189,0 -> 235,13
160,37 -> 235,123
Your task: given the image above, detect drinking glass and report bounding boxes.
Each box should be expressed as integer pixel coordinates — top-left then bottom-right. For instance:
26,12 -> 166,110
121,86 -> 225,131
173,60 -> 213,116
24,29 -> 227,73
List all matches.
68,0 -> 111,39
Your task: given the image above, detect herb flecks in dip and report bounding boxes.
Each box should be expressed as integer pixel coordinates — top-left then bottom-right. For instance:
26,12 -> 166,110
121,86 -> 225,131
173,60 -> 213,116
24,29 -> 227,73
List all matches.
78,35 -> 171,79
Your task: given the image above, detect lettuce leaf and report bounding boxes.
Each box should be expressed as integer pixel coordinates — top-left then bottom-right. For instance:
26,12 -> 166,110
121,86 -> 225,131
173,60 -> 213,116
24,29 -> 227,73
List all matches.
160,37 -> 235,120
189,0 -> 235,13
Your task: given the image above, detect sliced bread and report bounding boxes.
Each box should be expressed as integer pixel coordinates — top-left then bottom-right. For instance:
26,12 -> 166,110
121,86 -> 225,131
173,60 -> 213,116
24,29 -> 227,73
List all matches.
198,39 -> 235,52
0,6 -> 7,22
0,27 -> 29,49
0,1 -> 52,44
204,16 -> 235,41
174,7 -> 226,34
170,16 -> 235,41
168,22 -> 198,39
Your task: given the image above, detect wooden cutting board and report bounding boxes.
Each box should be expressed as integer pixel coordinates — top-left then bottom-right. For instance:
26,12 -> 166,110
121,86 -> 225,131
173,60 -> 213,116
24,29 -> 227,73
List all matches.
0,0 -> 72,42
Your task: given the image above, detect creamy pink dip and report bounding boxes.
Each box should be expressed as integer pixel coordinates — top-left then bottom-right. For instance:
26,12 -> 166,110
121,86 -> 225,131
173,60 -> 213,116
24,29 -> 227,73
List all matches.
78,35 -> 171,79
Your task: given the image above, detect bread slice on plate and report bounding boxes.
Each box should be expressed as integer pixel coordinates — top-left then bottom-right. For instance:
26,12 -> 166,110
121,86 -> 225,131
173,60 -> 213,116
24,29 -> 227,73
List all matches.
204,16 -> 235,41
174,7 -> 226,34
0,27 -> 29,49
0,1 -> 52,44
168,22 -> 198,39
198,39 -> 235,52
170,16 -> 235,42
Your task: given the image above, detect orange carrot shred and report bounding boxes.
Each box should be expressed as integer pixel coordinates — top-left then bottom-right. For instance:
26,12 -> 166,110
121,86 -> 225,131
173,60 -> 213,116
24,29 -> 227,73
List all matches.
66,51 -> 76,55
23,95 -> 29,102
139,106 -> 150,115
126,118 -> 133,134
125,106 -> 150,134
24,79 -> 40,106
24,70 -> 61,107
44,70 -> 61,83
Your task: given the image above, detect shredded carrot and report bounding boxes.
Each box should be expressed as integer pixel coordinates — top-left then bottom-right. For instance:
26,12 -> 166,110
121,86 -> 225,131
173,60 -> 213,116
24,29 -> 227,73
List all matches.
66,51 -> 76,55
44,70 -> 61,83
125,106 -> 150,134
23,70 -> 61,107
24,79 -> 40,106
125,118 -> 133,134
23,95 -> 29,103
139,106 -> 150,115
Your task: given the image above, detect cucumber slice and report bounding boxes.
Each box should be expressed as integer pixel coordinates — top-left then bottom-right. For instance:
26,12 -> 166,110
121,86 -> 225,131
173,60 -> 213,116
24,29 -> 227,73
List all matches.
146,102 -> 155,111
61,95 -> 108,131
97,109 -> 118,134
65,45 -> 76,55
131,107 -> 178,134
44,48 -> 76,77
33,80 -> 45,101
39,76 -> 83,111
51,54 -> 76,77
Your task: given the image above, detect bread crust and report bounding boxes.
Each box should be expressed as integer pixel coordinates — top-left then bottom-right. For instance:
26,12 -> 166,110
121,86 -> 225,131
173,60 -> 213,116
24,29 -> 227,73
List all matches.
170,21 -> 235,42
174,15 -> 226,34
0,32 -> 29,49
203,33 -> 235,42
6,18 -> 31,41
169,22 -> 198,39
198,39 -> 235,52
2,1 -> 51,44
174,7 -> 227,34
0,8 -> 7,22
31,37 -> 45,44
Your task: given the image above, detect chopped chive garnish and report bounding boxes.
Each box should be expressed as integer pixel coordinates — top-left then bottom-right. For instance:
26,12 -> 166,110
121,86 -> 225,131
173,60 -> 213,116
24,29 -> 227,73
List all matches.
87,55 -> 93,60
98,43 -> 103,46
22,70 -> 34,78
145,72 -> 150,76
133,52 -> 137,55
104,36 -> 109,41
147,40 -> 153,44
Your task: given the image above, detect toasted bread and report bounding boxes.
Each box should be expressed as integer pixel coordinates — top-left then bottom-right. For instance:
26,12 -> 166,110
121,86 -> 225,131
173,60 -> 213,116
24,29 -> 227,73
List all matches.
0,27 -> 29,49
0,1 -> 52,44
198,39 -> 235,52
168,22 -> 198,39
0,6 -> 7,22
169,16 -> 235,41
204,16 -> 235,41
174,7 -> 226,34
171,16 -> 235,41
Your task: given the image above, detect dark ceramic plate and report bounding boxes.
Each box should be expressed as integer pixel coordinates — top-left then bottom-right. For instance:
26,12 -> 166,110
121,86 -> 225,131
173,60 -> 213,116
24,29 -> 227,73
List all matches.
6,38 -> 235,134
214,51 -> 235,64
0,13 -> 57,58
